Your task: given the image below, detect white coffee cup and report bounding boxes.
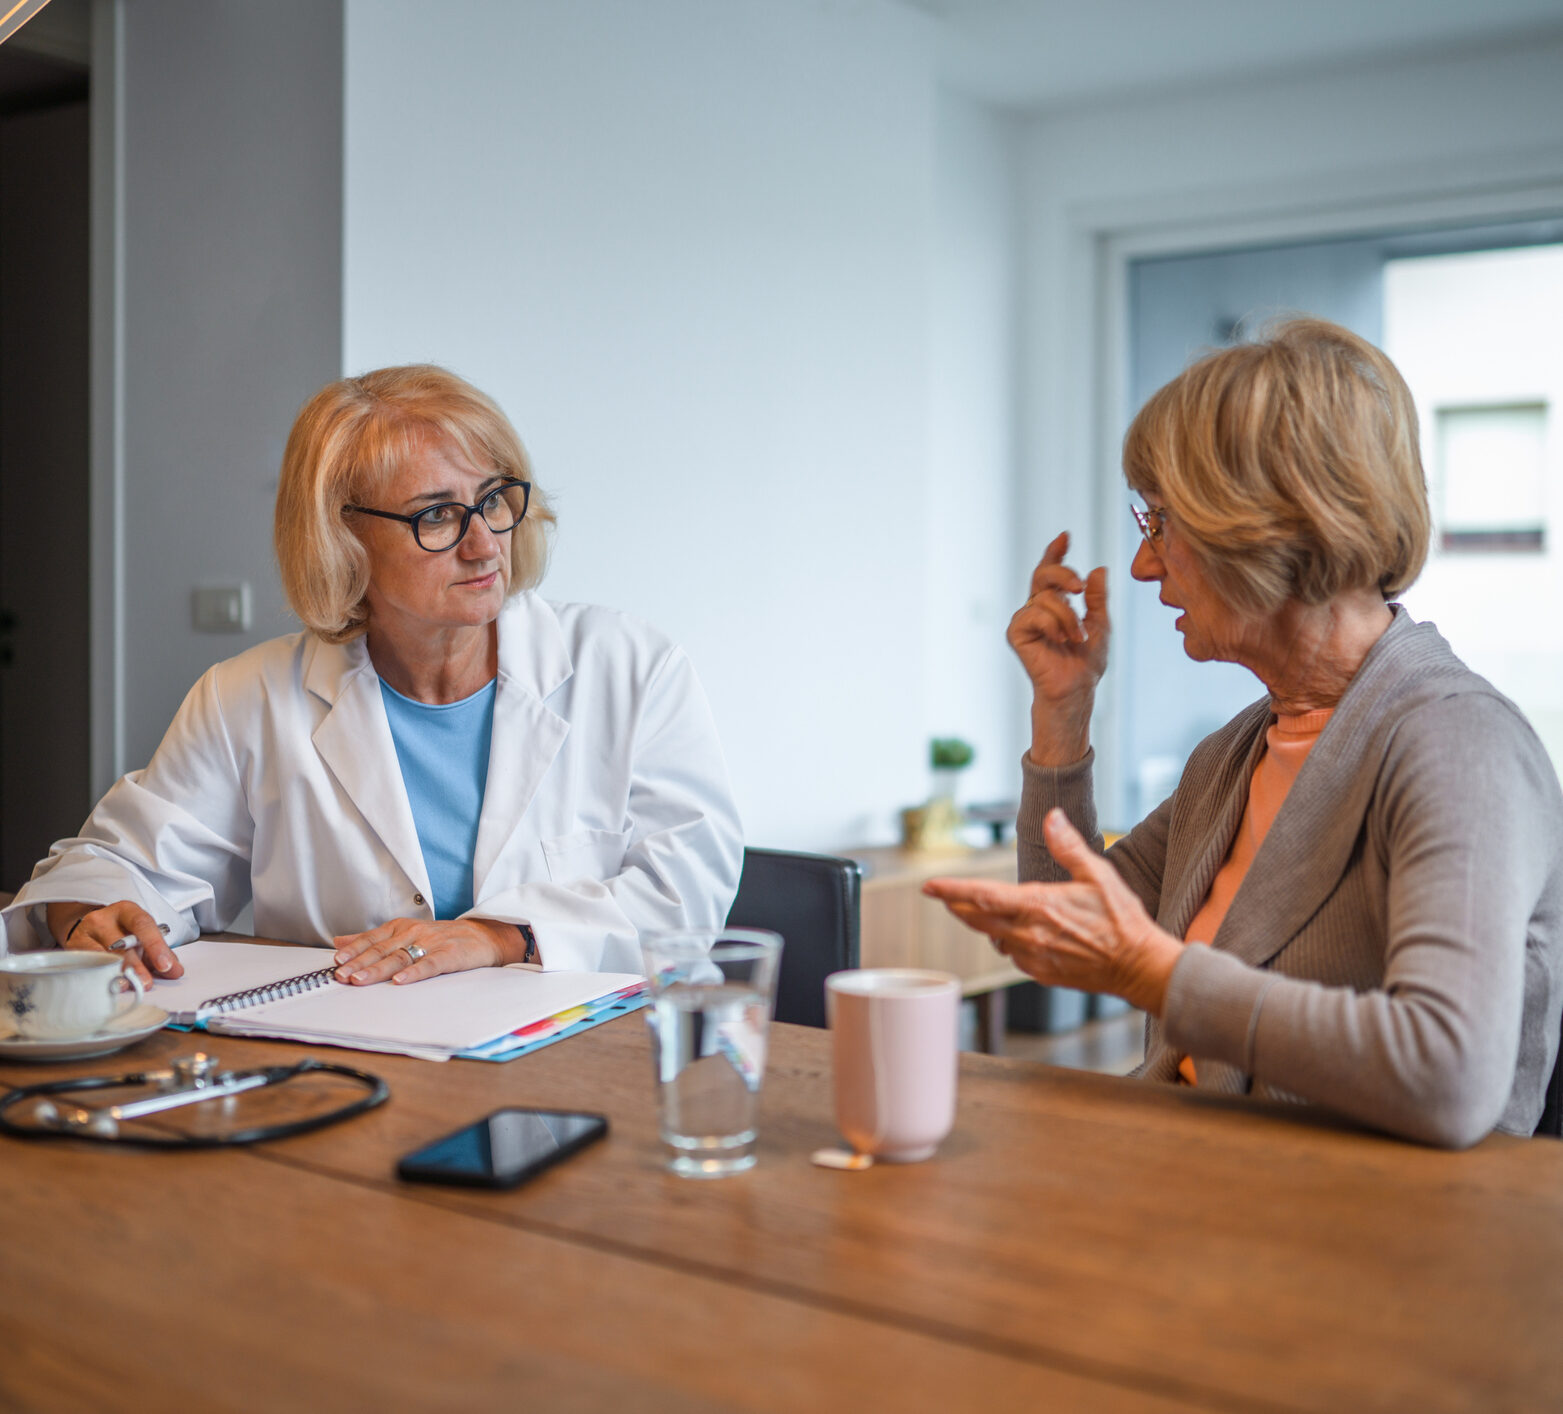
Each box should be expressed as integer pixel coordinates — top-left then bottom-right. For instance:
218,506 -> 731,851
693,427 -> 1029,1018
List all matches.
0,952 -> 147,1041
826,968 -> 960,1163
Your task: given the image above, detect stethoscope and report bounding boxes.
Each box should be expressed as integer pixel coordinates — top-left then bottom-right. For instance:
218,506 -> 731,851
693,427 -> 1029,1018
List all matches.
0,1052 -> 389,1147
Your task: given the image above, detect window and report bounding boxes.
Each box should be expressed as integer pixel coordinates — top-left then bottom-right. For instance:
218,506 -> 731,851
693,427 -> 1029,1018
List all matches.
1117,232 -> 1563,829
1435,402 -> 1548,553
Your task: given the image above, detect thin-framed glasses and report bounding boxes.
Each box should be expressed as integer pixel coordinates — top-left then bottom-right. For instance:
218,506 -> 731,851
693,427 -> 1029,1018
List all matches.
1131,502 -> 1168,549
344,479 -> 531,552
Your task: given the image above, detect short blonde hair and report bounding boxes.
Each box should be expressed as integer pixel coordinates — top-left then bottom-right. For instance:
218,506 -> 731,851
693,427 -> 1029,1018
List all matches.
274,365 -> 555,642
1122,317 -> 1429,616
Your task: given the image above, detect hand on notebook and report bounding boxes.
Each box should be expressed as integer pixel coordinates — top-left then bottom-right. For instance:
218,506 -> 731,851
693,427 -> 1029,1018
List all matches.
332,917 -> 530,987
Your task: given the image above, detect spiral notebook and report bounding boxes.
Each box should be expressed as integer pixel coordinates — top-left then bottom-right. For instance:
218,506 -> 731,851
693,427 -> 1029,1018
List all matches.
149,939 -> 645,1062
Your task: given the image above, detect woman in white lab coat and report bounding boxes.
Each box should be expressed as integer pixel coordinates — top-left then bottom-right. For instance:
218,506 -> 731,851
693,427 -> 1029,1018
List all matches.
3,366 -> 743,985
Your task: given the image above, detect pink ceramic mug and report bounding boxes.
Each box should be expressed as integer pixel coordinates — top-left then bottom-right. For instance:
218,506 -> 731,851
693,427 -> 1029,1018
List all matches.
826,968 -> 960,1163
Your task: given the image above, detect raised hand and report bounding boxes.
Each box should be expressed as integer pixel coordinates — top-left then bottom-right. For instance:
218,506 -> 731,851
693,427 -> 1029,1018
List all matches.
1008,532 -> 1110,765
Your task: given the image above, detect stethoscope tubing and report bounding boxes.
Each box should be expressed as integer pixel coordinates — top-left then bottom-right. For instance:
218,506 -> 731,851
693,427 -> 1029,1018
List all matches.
0,1057 -> 389,1147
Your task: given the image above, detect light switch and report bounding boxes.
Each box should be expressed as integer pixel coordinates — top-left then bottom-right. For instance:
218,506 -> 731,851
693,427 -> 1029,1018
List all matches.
192,584 -> 252,633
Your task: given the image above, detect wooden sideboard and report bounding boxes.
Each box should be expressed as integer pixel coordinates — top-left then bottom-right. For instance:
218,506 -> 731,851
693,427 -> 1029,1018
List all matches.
850,843 -> 1024,1053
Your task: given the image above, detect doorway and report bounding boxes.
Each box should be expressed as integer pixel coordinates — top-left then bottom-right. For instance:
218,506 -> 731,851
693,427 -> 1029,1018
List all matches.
0,36 -> 91,891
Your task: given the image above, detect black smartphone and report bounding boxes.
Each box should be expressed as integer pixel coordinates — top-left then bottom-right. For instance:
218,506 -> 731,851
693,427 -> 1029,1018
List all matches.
396,1107 -> 608,1189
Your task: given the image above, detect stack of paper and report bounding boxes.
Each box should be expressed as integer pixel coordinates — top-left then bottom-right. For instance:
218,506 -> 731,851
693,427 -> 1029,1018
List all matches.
147,939 -> 645,1062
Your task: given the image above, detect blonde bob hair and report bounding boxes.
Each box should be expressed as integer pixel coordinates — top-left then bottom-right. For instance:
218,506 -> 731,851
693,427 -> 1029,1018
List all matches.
1122,317 -> 1429,617
275,365 -> 555,642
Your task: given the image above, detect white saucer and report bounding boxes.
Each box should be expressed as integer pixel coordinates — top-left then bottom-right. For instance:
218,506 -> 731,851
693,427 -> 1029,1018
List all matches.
0,1004 -> 170,1063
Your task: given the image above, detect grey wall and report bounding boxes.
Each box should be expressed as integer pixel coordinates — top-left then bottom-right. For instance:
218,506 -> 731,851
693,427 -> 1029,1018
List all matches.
120,0 -> 343,769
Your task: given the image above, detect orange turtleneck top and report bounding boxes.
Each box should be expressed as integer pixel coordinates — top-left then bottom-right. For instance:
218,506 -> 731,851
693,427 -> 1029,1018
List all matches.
1177,707 -> 1334,1085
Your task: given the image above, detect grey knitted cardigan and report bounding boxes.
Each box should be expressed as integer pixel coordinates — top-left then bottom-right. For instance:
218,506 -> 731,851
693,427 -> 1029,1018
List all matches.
1018,608 -> 1563,1147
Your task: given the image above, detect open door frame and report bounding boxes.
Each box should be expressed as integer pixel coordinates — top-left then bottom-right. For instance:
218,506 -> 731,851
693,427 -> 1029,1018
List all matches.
88,0 -> 122,796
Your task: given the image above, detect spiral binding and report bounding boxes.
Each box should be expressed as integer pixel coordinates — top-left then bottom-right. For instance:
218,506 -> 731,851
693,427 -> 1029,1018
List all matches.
200,966 -> 338,1015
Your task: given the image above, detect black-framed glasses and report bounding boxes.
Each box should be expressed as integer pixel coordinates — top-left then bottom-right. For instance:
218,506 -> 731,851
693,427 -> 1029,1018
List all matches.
1131,502 -> 1168,549
344,479 -> 531,552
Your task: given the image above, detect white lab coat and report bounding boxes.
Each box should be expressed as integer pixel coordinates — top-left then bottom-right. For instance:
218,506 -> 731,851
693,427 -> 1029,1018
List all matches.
3,593 -> 743,973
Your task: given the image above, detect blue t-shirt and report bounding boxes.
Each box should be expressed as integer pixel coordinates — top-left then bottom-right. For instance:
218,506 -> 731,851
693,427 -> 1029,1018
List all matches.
378,677 -> 498,921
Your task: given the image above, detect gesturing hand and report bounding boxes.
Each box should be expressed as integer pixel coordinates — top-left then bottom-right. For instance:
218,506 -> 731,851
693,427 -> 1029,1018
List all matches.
922,810 -> 1181,1016
332,917 -> 528,986
1009,532 -> 1110,765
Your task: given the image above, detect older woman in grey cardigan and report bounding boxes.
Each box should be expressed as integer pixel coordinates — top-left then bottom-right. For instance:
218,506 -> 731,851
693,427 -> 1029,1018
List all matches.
926,318 -> 1563,1148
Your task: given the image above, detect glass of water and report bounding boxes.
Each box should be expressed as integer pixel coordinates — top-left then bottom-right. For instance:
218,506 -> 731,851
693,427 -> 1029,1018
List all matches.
641,928 -> 784,1178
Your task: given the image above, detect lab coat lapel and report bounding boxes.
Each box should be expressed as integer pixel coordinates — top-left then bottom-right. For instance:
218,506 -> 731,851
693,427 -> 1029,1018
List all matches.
472,593 -> 572,896
303,635 -> 431,897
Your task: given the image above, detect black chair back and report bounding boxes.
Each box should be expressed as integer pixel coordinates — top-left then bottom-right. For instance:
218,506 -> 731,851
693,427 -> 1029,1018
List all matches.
725,847 -> 860,1028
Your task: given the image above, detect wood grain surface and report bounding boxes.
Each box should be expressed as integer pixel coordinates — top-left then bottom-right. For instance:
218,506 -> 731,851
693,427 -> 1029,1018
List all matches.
0,1131 -> 1211,1413
1,945 -> 1561,1412
3,1010 -> 1557,1412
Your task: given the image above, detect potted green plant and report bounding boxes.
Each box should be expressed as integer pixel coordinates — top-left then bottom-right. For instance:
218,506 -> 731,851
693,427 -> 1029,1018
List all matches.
929,737 -> 975,803
901,737 -> 977,853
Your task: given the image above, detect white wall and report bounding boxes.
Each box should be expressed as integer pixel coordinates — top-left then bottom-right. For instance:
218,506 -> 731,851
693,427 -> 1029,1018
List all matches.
343,0 -> 947,851
101,0 -> 1028,859
1018,35 -> 1563,822
927,93 -> 1024,808
119,0 -> 343,771
103,5 -> 1563,860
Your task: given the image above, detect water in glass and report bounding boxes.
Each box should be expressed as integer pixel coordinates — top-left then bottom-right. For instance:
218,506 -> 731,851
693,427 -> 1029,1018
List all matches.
641,929 -> 782,1178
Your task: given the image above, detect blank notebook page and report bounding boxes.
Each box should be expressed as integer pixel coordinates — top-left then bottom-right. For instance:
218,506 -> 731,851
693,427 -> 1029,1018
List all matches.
217,964 -> 641,1051
148,939 -> 640,1053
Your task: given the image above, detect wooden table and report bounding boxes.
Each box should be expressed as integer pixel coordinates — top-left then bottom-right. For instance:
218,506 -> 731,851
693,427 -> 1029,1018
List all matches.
2,1008 -> 1560,1411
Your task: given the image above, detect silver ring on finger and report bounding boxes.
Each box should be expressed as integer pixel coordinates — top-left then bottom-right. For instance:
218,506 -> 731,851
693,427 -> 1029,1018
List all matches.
403,943 -> 427,964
